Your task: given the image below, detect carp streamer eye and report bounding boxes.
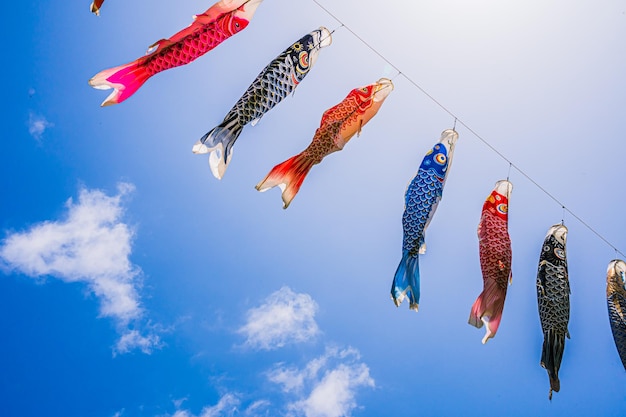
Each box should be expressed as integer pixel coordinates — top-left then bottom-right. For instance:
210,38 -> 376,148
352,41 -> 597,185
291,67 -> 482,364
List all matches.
620,271 -> 626,286
298,51 -> 309,68
554,248 -> 566,259
231,19 -> 243,32
434,153 -> 447,165
497,203 -> 508,214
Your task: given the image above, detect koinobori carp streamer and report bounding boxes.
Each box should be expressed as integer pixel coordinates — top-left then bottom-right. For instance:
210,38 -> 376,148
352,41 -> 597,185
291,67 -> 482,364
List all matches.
391,129 -> 459,311
89,0 -> 263,105
468,180 -> 513,344
193,27 -> 332,180
256,78 -> 393,208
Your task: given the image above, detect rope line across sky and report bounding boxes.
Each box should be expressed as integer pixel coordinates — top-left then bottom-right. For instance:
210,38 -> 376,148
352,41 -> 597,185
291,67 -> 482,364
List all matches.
311,0 -> 625,259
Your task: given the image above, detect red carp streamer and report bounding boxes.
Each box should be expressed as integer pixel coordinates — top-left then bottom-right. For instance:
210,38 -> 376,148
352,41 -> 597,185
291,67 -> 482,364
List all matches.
468,180 -> 513,344
90,0 -> 104,15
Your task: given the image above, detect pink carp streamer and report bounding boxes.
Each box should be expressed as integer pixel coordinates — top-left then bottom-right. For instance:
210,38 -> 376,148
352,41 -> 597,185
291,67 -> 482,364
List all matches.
89,0 -> 263,106
468,180 -> 513,343
256,78 -> 393,208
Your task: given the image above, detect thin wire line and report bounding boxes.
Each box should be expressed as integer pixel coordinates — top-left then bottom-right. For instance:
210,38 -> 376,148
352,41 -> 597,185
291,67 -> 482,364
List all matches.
312,0 -> 403,76
311,0 -> 625,259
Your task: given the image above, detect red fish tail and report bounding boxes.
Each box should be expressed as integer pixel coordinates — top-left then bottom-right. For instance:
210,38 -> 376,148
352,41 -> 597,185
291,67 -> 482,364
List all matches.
90,0 -> 104,15
256,153 -> 316,209
89,59 -> 151,106
468,282 -> 506,344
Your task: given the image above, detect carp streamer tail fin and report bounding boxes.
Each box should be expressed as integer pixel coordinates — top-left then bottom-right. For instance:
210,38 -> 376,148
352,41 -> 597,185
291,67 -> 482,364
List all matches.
541,328 -> 565,400
391,251 -> 420,311
90,0 -> 104,15
255,152 -> 315,209
468,281 -> 506,344
89,59 -> 151,106
193,116 -> 243,180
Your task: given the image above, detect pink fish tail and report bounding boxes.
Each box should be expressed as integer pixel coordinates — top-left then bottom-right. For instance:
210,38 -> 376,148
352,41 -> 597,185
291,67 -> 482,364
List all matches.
256,153 -> 315,209
468,284 -> 506,343
468,295 -> 486,329
89,59 -> 151,106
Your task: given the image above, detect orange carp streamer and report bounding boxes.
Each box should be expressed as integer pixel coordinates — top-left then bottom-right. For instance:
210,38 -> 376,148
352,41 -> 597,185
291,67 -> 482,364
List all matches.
256,78 -> 393,208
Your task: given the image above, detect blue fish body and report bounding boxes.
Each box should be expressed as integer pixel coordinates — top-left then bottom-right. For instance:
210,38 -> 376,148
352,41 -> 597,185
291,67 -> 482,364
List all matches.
391,129 -> 458,311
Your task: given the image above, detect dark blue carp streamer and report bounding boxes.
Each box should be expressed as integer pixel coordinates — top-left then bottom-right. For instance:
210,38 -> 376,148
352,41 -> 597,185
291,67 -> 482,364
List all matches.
536,224 -> 570,400
607,259 -> 626,370
192,27 -> 332,180
391,129 -> 459,311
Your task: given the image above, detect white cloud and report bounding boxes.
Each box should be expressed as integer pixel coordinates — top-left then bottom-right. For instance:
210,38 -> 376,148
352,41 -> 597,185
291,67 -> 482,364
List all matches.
173,398 -> 189,409
168,394 -> 241,417
28,111 -> 53,140
243,400 -> 271,416
238,287 -> 319,350
172,411 -> 192,417
200,394 -> 240,417
0,183 -> 159,354
292,364 -> 373,417
270,347 -> 375,417
268,366 -> 306,393
114,329 -> 162,356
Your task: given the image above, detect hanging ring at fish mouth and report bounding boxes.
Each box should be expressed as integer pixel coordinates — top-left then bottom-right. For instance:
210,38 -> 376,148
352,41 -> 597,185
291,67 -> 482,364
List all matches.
316,26 -> 333,48
372,78 -> 394,102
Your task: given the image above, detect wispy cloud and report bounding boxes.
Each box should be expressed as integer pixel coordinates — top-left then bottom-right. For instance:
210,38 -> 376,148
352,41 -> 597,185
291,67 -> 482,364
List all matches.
115,328 -> 162,356
269,347 -> 375,417
169,394 -> 241,417
238,287 -> 319,350
0,183 -> 160,354
199,394 -> 240,417
28,111 -> 53,140
243,400 -> 271,416
133,291 -> 372,416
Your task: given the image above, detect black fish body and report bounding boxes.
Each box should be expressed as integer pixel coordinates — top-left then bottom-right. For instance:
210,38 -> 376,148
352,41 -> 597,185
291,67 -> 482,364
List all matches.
193,27 -> 332,179
607,259 -> 626,370
536,224 -> 570,400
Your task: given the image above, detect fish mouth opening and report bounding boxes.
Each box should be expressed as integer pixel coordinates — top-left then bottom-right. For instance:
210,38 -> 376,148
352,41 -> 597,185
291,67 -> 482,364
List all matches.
316,26 -> 333,48
494,180 -> 513,196
439,129 -> 459,149
373,78 -> 394,102
608,259 -> 626,276
547,224 -> 568,244
242,0 -> 264,13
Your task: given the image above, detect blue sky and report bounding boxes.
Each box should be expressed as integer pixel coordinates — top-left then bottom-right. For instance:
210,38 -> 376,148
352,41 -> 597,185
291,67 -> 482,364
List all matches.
2,0 -> 626,416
